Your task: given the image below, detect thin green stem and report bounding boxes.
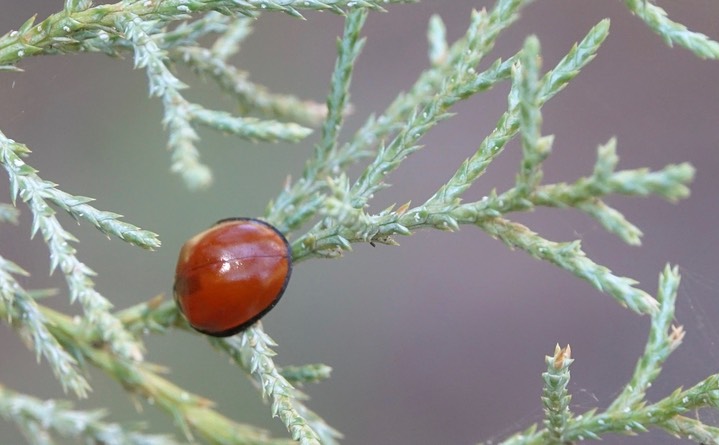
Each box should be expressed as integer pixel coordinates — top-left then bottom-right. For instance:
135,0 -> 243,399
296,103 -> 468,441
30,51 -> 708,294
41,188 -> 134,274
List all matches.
0,385 -> 181,445
267,9 -> 367,232
0,1 -> 417,67
25,303 -> 292,445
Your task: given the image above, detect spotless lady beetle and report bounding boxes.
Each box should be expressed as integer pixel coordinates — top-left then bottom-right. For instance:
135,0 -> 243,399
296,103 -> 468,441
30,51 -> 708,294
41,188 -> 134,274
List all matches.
173,218 -> 292,337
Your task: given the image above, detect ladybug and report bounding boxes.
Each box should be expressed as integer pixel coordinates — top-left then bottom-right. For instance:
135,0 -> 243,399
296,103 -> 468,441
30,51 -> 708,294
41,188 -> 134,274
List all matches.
174,217 -> 292,337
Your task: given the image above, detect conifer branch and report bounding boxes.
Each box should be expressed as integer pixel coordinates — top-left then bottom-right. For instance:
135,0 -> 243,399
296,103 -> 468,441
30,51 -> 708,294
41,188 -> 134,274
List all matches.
28,304 -> 293,445
178,46 -> 327,127
624,0 -> 719,59
607,265 -> 684,410
478,217 -> 658,314
0,134 -> 160,250
429,19 -> 610,205
268,9 -> 368,232
116,296 -> 336,445
1,1 -> 715,444
0,133 -> 146,362
487,268 -> 719,445
213,329 -> 329,445
542,345 -> 573,444
211,15 -> 255,61
0,259 -> 90,398
0,385 -> 181,445
0,0 -> 417,68
0,203 -> 19,223
122,15 -> 312,190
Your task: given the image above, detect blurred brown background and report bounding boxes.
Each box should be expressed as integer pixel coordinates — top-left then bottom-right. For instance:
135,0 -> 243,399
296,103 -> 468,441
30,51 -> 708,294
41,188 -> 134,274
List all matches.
1,1 -> 718,444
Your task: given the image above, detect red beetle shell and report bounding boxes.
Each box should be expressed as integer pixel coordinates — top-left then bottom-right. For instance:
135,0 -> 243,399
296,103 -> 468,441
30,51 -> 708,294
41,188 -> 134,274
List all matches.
174,218 -> 292,337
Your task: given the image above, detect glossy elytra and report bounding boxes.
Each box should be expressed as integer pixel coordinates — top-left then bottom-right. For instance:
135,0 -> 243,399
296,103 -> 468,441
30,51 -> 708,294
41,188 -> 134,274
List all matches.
173,218 -> 292,337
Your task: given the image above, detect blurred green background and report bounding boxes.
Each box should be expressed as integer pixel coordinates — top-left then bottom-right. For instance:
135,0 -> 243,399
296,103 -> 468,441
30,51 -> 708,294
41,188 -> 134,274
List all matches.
1,1 -> 719,444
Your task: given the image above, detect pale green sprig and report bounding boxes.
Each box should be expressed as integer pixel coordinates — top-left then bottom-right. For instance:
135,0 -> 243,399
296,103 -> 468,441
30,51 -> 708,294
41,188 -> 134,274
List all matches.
0,385 -> 181,445
122,15 -> 212,190
515,36 -> 553,194
114,295 -> 334,390
116,296 -> 337,443
460,55 -> 519,100
351,3 -> 524,207
117,295 -> 183,335
0,133 -> 144,362
624,0 -> 719,59
211,0 -> 415,18
608,264 -> 684,411
211,16 -> 255,61
276,0 -> 525,237
293,137 -> 693,259
0,2 -> 713,444
543,139 -> 695,203
64,0 -> 93,14
172,16 -> 322,129
661,415 -> 719,444
538,19 -> 610,103
292,19 -> 610,261
122,15 -> 312,190
293,139 -> 692,310
117,296 -> 326,444
324,174 -> 372,238
427,15 -> 448,67
0,1 -> 415,67
280,364 -> 333,385
347,0 -> 525,157
112,12 -> 232,60
541,344 -> 573,444
497,381 -> 719,445
0,259 -> 90,398
530,139 -> 694,244
0,136 -> 160,249
156,12 -> 232,48
491,268 -> 719,444
484,141 -> 691,215
429,19 -> 610,205
268,9 -> 368,233
190,106 -> 313,142
479,217 -> 658,314
317,10 -> 367,173
575,199 -> 643,246
294,174 -> 414,259
292,402 -> 343,445
117,296 -> 342,438
164,101 -> 212,191
295,140 -> 691,317
35,304 -> 289,445
0,203 -> 19,224
597,163 -> 694,201
178,46 -> 327,127
350,105 -> 448,208
218,327 -> 326,445
49,192 -> 161,250
564,374 -> 719,441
